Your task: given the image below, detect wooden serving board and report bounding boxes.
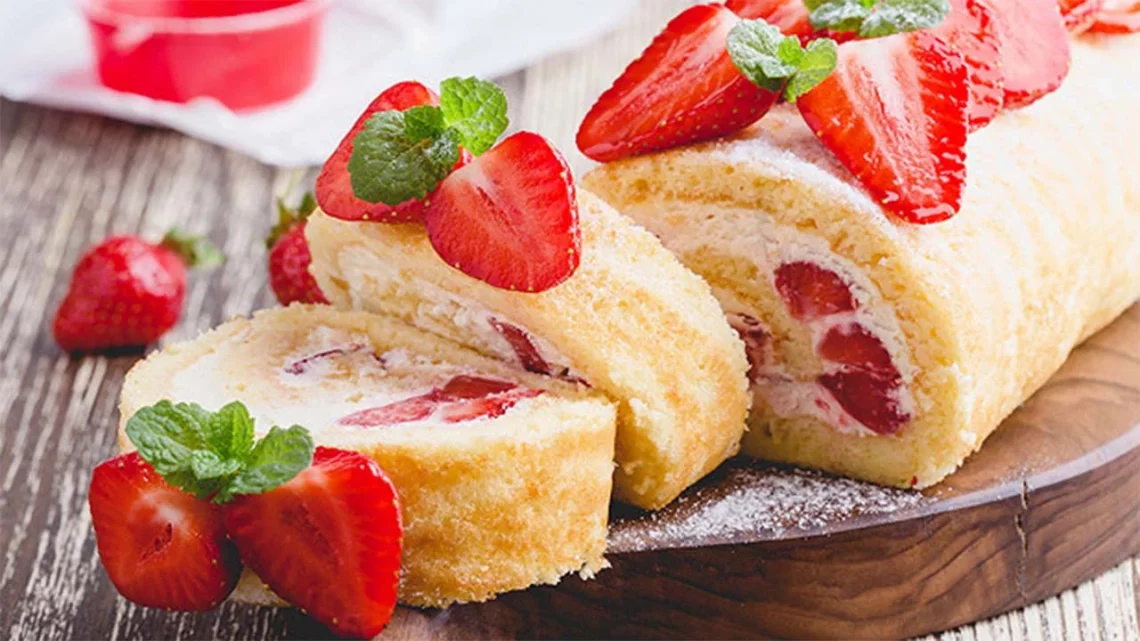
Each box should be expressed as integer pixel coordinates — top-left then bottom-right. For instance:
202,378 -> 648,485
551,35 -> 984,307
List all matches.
373,303 -> 1140,641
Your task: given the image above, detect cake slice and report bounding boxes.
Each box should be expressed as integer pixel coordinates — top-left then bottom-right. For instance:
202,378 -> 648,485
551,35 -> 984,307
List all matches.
119,304 -> 616,607
305,189 -> 751,510
583,35 -> 1140,488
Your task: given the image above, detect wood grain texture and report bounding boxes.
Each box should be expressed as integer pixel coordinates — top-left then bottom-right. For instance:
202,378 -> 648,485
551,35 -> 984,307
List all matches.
1,1 -> 1138,638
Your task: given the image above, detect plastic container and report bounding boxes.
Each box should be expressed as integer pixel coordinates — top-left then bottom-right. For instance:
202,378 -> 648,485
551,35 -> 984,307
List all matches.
82,0 -> 329,110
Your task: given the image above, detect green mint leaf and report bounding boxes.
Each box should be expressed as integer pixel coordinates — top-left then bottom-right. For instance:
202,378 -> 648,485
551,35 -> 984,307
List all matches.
216,425 -> 314,503
125,400 -> 213,495
190,450 -> 242,480
784,39 -> 838,102
349,110 -> 462,206
729,19 -> 838,103
809,0 -> 949,36
186,451 -> 242,498
404,105 -> 447,141
858,0 -> 950,37
204,401 -> 255,461
439,76 -> 509,155
809,0 -> 875,33
727,20 -> 803,93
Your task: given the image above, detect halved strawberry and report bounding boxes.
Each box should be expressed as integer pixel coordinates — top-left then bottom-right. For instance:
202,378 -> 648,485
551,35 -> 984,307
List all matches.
1088,0 -> 1140,31
316,81 -> 439,223
774,261 -> 857,321
1059,0 -> 1106,32
89,452 -> 240,611
424,131 -> 580,293
818,370 -> 911,435
797,32 -> 969,224
223,447 -> 402,639
817,322 -> 897,376
986,0 -> 1071,109
726,0 -> 815,39
935,0 -> 1004,130
576,3 -> 780,162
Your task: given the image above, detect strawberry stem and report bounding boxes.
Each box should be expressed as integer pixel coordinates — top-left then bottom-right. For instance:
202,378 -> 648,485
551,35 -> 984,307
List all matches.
266,191 -> 317,249
162,229 -> 224,269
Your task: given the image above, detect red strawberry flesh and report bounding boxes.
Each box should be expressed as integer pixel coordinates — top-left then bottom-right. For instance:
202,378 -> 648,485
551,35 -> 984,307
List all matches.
424,131 -> 581,293
337,375 -> 542,427
338,395 -> 438,427
576,3 -> 779,162
774,261 -> 857,321
935,0 -> 1004,130
817,322 -> 898,377
489,317 -> 553,375
797,32 -> 969,224
315,81 -> 439,223
818,370 -> 910,435
987,0 -> 1071,109
223,447 -> 401,638
1059,0 -> 1106,32
727,0 -> 815,39
89,452 -> 240,611
438,374 -> 519,399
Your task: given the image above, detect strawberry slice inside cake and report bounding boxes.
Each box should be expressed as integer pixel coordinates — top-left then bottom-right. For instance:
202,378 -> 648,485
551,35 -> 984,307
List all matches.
119,304 -> 616,607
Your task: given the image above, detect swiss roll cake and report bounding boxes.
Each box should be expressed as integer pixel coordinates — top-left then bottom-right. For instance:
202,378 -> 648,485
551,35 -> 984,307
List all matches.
584,35 -> 1140,489
118,304 -> 616,607
306,190 -> 751,510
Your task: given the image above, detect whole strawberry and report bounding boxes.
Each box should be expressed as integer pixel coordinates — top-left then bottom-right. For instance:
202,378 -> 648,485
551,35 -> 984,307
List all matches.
53,230 -> 222,352
267,193 -> 329,306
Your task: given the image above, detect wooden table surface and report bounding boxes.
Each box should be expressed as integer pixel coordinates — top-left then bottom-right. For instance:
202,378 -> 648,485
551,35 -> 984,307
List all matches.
1,2 -> 1137,639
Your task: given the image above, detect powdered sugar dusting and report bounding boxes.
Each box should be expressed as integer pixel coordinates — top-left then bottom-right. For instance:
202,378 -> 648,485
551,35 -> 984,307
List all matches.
607,462 -> 931,554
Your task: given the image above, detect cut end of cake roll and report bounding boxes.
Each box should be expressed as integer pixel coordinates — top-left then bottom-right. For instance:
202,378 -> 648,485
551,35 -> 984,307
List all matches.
305,189 -> 751,510
119,304 -> 616,607
584,36 -> 1140,489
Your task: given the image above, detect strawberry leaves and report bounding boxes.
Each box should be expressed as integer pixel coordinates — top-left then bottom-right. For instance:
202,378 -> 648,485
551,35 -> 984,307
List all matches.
727,19 -> 838,102
125,400 -> 314,503
807,0 -> 951,37
349,77 -> 509,206
161,229 -> 224,269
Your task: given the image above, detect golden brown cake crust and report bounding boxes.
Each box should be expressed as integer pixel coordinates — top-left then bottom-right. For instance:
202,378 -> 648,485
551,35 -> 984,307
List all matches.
119,305 -> 616,607
584,35 -> 1140,488
306,190 -> 751,509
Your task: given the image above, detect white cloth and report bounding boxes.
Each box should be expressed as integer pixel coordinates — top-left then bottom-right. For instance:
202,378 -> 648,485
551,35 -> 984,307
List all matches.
0,0 -> 633,166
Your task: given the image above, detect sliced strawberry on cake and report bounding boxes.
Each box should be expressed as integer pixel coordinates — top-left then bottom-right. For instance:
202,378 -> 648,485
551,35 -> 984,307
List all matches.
119,304 -> 616,607
576,3 -> 780,162
797,32 -> 969,224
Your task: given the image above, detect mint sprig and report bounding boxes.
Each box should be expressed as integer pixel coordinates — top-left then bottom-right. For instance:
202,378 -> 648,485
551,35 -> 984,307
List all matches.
438,77 -> 509,155
728,19 -> 839,103
806,0 -> 950,38
348,77 -> 510,207
125,400 -> 314,504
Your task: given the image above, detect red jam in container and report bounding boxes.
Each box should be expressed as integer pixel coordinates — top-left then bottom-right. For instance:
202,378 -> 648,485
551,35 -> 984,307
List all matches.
82,0 -> 329,110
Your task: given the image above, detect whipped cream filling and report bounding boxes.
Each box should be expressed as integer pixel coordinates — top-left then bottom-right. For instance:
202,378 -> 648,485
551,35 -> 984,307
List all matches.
169,327 -> 534,434
337,246 -> 586,383
633,203 -> 916,436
